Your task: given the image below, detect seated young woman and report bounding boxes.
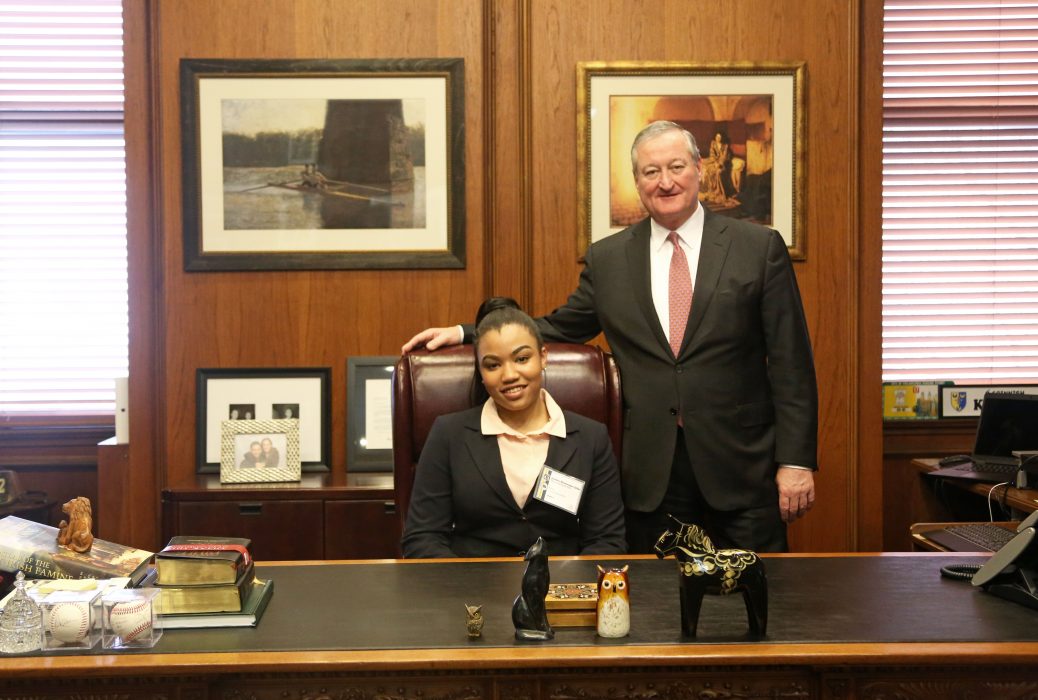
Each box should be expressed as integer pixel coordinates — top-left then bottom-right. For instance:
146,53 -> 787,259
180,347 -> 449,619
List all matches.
401,301 -> 626,558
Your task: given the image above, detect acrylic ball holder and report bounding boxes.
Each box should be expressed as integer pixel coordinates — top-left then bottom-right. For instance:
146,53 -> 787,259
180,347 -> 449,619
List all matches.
101,588 -> 162,649
41,589 -> 102,651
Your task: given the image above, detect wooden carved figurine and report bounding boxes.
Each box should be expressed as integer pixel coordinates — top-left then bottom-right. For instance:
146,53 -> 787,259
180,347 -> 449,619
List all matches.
596,564 -> 630,638
511,537 -> 553,640
465,604 -> 484,638
56,496 -> 94,553
654,516 -> 767,637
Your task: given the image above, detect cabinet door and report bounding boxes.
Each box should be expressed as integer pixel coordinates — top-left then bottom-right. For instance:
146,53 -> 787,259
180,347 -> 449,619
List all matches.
177,500 -> 324,561
324,500 -> 400,559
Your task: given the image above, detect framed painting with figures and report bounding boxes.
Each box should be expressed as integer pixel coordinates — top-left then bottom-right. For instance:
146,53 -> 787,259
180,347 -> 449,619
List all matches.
577,61 -> 806,260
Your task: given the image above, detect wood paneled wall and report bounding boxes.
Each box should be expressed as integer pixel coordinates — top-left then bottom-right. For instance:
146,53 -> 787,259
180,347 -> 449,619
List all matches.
123,0 -> 883,552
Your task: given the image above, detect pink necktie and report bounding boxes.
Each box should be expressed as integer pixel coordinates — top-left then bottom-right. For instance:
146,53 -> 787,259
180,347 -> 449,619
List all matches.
668,231 -> 692,357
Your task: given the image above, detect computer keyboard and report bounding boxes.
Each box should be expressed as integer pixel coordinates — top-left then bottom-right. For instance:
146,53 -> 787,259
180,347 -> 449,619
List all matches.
945,523 -> 1016,551
972,461 -> 1020,474
946,460 -> 1019,474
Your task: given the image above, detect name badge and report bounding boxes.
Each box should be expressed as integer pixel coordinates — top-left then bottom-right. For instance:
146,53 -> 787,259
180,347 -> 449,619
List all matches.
532,465 -> 585,515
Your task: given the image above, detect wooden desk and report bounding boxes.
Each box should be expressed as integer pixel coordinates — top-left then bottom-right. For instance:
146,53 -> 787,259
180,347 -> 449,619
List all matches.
913,458 -> 1038,514
3,554 -> 1038,699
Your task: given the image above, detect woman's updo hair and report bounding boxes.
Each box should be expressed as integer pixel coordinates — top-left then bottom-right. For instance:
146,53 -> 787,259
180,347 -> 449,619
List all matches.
473,297 -> 544,349
469,297 -> 544,405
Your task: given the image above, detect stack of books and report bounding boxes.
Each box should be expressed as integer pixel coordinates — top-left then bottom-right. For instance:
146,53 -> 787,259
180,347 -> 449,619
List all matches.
153,536 -> 273,629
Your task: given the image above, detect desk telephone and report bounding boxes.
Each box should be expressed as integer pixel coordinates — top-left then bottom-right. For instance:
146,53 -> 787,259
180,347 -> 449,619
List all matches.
943,510 -> 1038,611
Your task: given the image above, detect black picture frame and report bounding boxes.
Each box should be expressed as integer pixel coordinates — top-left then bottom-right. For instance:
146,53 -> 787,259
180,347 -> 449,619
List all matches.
346,356 -> 397,473
196,367 -> 331,473
180,57 -> 466,271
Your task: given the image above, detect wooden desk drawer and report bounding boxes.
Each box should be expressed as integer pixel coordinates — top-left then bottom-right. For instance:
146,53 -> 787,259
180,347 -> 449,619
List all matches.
324,500 -> 400,559
175,500 -> 324,561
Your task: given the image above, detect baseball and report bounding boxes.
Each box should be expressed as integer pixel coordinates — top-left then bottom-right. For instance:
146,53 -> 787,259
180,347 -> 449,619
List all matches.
108,599 -> 152,643
47,602 -> 91,643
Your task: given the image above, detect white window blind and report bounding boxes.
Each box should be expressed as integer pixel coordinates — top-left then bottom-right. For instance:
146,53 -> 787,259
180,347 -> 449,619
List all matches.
883,0 -> 1038,383
0,0 -> 127,413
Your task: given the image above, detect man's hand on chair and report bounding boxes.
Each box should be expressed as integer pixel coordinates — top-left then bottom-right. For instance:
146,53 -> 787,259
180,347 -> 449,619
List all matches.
401,327 -> 463,354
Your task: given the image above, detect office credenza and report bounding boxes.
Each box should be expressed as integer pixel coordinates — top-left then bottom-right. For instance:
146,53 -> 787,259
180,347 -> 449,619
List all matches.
3,554 -> 1038,699
161,473 -> 400,560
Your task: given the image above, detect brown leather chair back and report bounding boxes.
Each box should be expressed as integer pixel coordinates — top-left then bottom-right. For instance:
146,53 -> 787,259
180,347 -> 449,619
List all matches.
393,343 -> 622,529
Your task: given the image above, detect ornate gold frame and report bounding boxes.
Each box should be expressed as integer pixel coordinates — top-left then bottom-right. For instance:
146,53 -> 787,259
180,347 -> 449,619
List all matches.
577,61 -> 806,260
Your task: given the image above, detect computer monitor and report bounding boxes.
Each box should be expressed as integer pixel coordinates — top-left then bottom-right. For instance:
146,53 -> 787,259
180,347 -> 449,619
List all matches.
972,393 -> 1038,466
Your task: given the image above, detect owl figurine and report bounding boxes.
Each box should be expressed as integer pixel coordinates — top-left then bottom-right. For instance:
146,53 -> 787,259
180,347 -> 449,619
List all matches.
465,604 -> 484,638
596,565 -> 630,638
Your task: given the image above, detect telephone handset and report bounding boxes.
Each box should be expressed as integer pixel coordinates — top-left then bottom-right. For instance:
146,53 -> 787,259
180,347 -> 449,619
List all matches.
969,509 -> 1038,610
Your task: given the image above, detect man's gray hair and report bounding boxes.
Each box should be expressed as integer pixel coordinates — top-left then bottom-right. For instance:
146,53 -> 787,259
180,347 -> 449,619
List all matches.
630,120 -> 701,173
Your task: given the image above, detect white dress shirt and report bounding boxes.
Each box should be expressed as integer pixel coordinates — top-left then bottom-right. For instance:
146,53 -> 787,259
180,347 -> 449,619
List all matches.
649,206 -> 704,346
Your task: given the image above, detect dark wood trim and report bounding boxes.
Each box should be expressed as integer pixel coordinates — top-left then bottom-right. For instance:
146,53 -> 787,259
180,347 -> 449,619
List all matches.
0,416 -> 113,468
123,0 -> 163,552
884,419 -> 977,457
482,0 -> 497,292
855,0 -> 885,552
517,0 -> 533,309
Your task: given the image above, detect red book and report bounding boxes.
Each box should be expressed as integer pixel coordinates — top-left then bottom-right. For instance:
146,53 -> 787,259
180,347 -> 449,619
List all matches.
156,535 -> 251,586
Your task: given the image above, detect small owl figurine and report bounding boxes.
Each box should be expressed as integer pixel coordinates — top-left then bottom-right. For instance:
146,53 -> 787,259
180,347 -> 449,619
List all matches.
465,604 -> 484,638
596,565 -> 630,638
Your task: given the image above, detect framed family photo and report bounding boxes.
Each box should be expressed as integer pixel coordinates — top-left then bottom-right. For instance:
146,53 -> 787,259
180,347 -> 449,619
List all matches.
196,367 -> 331,473
577,61 -> 806,260
220,418 -> 302,484
180,58 -> 465,271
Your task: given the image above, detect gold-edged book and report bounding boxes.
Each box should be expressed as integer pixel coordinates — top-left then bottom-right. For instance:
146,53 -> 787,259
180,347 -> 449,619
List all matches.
159,578 -> 273,629
155,535 -> 251,586
156,563 -> 255,615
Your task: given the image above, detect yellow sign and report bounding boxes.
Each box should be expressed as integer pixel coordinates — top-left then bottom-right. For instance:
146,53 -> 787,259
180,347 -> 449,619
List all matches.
883,383 -> 940,420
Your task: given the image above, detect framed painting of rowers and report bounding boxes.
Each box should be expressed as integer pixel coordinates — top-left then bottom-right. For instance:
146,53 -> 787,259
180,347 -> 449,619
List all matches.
180,58 -> 465,271
577,62 -> 806,260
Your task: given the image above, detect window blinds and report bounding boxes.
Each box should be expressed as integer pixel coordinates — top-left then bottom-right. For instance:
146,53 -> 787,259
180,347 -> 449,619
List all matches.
883,0 -> 1038,382
0,0 -> 127,412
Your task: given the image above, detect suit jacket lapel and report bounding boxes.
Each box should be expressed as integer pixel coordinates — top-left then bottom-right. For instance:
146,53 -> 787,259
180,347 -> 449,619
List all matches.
626,219 -> 672,355
680,210 -> 731,355
461,416 -> 521,513
544,427 -> 578,474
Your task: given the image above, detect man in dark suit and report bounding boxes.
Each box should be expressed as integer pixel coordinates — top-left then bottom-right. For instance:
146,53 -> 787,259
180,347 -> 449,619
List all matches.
403,120 -> 817,552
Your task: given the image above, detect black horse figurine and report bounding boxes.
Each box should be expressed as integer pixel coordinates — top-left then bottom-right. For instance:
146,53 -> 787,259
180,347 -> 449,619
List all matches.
511,536 -> 554,640
654,516 -> 768,637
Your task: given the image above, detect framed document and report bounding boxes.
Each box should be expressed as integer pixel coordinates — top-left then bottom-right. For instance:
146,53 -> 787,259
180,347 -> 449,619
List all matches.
347,356 -> 397,473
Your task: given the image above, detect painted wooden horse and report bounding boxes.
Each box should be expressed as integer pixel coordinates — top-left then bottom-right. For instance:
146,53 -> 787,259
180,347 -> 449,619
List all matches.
654,516 -> 768,636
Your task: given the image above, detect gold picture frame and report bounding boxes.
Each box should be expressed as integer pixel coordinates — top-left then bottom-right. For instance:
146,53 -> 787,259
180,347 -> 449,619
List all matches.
220,418 -> 302,484
577,61 -> 806,260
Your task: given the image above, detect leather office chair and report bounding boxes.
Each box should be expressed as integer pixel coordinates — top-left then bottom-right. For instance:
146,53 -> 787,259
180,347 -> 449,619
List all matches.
392,343 -> 622,532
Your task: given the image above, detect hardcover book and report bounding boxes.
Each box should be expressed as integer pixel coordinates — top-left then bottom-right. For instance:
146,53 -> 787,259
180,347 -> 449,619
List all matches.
158,577 -> 273,629
0,516 -> 153,586
156,562 -> 255,615
156,535 -> 252,585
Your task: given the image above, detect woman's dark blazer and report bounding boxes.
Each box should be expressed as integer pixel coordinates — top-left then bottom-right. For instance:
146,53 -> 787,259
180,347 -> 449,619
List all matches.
401,405 -> 626,558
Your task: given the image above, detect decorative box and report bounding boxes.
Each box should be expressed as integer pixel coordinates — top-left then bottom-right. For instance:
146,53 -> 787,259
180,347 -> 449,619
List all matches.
101,587 -> 162,649
545,582 -> 597,628
41,589 -> 101,651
